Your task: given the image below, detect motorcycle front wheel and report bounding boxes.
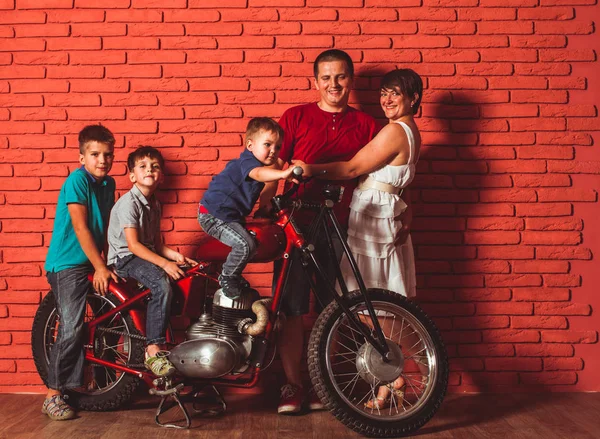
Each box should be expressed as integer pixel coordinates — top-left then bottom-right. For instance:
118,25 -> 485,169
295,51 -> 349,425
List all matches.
308,289 -> 448,438
31,291 -> 145,411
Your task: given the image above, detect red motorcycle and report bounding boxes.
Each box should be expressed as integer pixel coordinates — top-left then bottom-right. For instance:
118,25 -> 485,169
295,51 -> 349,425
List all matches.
31,174 -> 448,438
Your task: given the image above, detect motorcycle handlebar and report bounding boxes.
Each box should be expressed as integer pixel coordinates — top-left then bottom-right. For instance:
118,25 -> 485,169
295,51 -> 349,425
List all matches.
271,166 -> 308,213
292,166 -> 304,179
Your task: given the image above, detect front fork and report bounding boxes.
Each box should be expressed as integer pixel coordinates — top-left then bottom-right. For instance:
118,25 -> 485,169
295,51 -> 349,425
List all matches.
301,204 -> 391,361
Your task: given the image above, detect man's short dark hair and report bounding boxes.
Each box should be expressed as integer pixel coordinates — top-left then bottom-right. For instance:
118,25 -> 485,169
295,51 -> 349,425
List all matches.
313,49 -> 354,79
127,146 -> 165,171
78,124 -> 115,154
245,117 -> 284,146
381,69 -> 424,115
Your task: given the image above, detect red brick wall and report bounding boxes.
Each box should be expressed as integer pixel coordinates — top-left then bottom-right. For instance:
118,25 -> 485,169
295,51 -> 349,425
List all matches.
0,0 -> 598,393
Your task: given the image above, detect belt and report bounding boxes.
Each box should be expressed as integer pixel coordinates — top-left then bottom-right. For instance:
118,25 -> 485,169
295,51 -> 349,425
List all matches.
357,176 -> 403,195
198,204 -> 209,214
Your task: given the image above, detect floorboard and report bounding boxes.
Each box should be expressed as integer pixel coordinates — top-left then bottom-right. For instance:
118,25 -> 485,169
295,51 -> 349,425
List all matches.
0,392 -> 598,438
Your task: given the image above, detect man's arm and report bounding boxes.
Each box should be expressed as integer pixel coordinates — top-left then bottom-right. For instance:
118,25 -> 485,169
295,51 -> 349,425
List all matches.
68,203 -> 118,294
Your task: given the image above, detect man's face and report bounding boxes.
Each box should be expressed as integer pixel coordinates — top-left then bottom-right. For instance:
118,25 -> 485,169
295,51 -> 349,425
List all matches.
314,60 -> 353,112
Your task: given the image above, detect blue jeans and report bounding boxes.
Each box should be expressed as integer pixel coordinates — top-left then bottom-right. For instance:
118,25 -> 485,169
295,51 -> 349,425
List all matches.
114,255 -> 172,345
46,265 -> 92,392
198,213 -> 257,278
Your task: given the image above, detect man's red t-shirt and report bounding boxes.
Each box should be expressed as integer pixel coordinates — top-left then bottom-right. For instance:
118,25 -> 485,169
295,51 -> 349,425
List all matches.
279,102 -> 380,226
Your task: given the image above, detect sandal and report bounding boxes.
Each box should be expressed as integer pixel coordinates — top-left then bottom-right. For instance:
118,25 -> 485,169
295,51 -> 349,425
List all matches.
145,350 -> 175,377
364,382 -> 406,410
42,394 -> 76,421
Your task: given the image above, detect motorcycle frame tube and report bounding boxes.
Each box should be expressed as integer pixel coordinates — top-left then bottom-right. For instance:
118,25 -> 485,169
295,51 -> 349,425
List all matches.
84,352 -> 156,386
266,210 -> 303,337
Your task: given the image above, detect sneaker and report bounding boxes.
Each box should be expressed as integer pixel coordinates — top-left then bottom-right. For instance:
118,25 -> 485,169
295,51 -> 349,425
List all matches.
239,275 -> 250,289
41,394 -> 76,421
218,275 -> 243,299
307,389 -> 325,411
145,351 -> 175,377
278,383 -> 304,414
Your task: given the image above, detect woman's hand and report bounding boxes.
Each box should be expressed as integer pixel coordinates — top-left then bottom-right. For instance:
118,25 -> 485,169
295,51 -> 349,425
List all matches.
394,224 -> 410,245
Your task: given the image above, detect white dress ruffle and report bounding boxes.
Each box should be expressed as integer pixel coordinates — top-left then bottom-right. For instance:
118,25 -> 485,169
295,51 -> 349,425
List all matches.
340,121 -> 417,297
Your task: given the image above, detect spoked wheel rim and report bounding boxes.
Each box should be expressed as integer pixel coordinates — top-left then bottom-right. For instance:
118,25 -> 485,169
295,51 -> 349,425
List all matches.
325,300 -> 438,421
42,294 -> 137,396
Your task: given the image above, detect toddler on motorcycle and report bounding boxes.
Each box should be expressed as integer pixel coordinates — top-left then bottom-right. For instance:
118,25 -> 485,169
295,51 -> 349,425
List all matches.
107,146 -> 197,377
198,117 -> 297,299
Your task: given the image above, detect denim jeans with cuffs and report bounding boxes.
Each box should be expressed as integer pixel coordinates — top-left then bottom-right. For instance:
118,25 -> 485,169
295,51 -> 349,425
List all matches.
46,265 -> 92,392
114,254 -> 172,346
198,212 -> 257,279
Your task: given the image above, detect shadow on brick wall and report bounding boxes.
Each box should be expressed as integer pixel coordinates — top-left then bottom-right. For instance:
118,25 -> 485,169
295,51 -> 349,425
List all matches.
413,90 -> 516,394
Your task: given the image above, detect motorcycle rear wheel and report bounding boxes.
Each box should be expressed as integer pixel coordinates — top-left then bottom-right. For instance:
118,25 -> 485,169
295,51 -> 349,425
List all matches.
31,291 -> 145,411
308,289 -> 448,438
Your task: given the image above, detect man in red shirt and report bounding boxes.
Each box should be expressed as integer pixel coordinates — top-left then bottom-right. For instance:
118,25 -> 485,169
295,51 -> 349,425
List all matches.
259,49 -> 379,414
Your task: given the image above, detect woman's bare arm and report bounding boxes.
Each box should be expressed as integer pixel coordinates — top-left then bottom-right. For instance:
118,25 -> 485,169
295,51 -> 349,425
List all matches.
296,123 -> 407,180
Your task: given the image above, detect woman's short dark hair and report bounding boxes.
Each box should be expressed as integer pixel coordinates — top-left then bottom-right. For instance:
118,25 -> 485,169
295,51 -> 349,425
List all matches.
313,49 -> 354,79
381,69 -> 423,114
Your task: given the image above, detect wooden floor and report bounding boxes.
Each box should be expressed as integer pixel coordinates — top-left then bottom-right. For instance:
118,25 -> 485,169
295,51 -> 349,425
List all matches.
1,391 -> 599,438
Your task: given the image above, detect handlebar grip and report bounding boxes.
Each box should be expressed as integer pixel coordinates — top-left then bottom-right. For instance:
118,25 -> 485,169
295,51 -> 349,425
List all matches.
292,166 -> 304,178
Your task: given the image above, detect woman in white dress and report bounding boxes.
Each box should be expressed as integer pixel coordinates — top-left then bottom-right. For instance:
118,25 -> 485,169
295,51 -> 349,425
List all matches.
294,68 -> 423,409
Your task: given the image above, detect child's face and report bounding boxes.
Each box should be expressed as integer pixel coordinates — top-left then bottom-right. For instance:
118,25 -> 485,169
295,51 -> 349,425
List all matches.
246,129 -> 281,166
129,155 -> 164,193
79,141 -> 114,181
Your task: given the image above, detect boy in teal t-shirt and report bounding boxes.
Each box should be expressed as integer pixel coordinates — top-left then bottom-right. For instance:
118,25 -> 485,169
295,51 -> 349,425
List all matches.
42,125 -> 118,421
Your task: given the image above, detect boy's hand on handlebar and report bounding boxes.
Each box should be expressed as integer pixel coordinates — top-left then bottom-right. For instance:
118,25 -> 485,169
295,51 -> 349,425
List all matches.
162,260 -> 185,280
282,165 -> 301,184
181,256 -> 198,267
172,253 -> 199,269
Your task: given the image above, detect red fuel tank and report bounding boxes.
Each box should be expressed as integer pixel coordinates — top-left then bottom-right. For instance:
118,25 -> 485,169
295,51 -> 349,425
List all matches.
195,219 -> 287,263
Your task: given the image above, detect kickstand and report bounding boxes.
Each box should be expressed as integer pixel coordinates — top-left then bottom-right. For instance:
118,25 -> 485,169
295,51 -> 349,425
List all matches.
149,383 -> 191,429
191,384 -> 227,416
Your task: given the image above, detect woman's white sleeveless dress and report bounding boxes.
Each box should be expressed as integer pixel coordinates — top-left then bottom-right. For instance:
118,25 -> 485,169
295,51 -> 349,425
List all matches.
340,121 -> 417,297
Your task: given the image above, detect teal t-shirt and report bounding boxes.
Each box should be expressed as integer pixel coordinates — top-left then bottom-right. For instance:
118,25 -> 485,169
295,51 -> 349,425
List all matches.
45,167 -> 116,273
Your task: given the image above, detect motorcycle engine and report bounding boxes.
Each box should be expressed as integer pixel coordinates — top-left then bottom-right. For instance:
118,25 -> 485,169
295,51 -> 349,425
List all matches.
169,288 -> 260,379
